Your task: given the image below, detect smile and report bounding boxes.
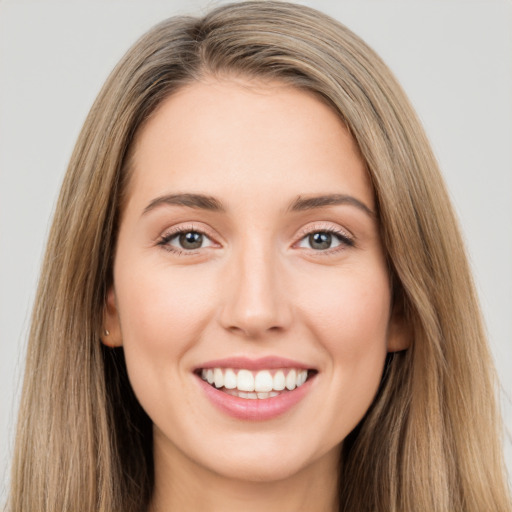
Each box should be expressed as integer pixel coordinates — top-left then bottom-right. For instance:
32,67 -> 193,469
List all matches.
194,358 -> 317,421
199,368 -> 309,399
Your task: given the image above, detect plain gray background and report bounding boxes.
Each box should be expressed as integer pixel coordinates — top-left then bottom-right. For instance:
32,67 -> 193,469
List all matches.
1,0 -> 511,500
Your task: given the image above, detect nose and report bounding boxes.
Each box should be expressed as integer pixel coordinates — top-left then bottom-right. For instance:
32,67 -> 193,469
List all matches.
219,242 -> 292,338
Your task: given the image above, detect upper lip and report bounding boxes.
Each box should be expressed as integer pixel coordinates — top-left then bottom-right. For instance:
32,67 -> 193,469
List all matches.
195,356 -> 314,371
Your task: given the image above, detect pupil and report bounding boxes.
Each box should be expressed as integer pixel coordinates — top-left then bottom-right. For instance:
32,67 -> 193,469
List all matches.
179,231 -> 203,249
309,232 -> 331,250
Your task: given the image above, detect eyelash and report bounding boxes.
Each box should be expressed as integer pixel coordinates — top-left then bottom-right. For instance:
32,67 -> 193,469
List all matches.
156,224 -> 215,254
156,224 -> 355,255
294,225 -> 355,254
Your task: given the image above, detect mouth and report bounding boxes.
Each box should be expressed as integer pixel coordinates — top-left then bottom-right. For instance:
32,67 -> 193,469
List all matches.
195,367 -> 317,400
194,356 -> 318,420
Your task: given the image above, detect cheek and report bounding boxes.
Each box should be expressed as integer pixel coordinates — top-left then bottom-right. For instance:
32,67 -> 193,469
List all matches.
112,260 -> 225,437
113,260 -> 218,391
296,265 -> 390,427
329,284 -> 390,363
116,261 -> 215,341
297,263 -> 391,351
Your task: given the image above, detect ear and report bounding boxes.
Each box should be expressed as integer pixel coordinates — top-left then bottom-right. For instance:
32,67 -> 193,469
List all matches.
101,287 -> 123,347
386,297 -> 411,353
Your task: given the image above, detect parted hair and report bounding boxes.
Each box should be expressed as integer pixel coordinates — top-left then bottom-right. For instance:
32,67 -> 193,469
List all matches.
8,2 -> 511,511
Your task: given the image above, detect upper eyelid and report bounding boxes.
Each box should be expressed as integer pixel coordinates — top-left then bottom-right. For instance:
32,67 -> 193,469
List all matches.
155,221 -> 355,248
292,223 -> 356,253
156,225 -> 219,254
158,223 -> 218,241
294,221 -> 354,240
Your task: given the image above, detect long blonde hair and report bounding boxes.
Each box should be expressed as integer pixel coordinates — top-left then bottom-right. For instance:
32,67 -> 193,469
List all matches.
8,2 -> 511,511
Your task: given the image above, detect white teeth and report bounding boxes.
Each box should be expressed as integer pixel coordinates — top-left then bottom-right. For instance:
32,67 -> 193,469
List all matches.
200,367 -> 311,396
237,370 -> 255,392
238,391 -> 258,399
227,390 -> 277,399
273,370 -> 286,390
254,370 -> 273,392
285,369 -> 297,390
224,368 -> 237,389
213,368 -> 224,388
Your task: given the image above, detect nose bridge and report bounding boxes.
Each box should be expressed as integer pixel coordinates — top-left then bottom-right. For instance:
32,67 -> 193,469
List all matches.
220,234 -> 290,337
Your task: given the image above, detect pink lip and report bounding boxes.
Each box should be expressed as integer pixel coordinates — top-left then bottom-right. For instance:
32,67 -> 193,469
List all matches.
195,356 -> 313,371
195,371 -> 316,421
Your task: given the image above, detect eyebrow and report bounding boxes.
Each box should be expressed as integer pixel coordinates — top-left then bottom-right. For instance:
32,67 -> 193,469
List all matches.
142,192 -> 374,218
288,194 -> 375,217
143,193 -> 226,215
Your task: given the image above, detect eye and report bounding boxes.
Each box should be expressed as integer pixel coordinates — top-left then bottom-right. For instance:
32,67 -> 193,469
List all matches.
296,230 -> 353,251
158,229 -> 215,252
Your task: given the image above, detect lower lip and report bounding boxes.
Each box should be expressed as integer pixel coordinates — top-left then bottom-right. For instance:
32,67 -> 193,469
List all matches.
196,374 -> 315,421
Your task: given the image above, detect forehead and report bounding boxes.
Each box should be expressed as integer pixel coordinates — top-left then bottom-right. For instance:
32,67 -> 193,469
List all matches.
124,78 -> 373,213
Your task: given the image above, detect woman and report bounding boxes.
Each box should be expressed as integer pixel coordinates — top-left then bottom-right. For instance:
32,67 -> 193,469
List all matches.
7,2 -> 511,511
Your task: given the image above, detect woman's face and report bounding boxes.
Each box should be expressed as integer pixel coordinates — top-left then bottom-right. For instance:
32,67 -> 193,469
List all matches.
105,78 -> 407,483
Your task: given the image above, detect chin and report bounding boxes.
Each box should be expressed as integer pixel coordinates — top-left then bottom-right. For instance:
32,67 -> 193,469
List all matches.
197,438 -> 339,484
207,456 -> 312,483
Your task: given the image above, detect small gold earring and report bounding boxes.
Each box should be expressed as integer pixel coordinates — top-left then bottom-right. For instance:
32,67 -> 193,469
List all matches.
103,329 -> 110,336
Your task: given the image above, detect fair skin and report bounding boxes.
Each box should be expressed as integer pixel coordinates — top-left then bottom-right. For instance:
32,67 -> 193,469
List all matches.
104,78 -> 408,512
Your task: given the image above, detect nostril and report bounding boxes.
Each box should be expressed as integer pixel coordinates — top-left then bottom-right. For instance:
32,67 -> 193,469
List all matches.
224,323 -> 283,338
218,273 -> 293,337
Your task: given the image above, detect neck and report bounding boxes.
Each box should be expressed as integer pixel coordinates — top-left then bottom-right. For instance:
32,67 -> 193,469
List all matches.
148,436 -> 340,512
